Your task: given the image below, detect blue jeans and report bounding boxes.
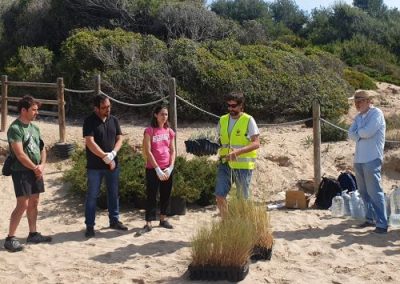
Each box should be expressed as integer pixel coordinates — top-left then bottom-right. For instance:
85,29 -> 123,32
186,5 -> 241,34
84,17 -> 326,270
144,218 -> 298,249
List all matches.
85,168 -> 120,227
354,159 -> 388,229
214,163 -> 253,199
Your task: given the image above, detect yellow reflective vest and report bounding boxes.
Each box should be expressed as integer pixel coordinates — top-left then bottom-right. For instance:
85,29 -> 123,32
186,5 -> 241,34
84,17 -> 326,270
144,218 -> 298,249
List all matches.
219,113 -> 257,169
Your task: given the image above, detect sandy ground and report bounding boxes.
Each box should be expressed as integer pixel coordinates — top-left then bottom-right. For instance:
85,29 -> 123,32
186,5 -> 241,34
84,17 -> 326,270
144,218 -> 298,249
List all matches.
0,83 -> 400,283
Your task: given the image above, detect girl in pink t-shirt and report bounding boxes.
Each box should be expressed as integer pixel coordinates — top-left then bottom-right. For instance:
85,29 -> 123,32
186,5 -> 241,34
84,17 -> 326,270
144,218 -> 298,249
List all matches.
142,105 -> 175,232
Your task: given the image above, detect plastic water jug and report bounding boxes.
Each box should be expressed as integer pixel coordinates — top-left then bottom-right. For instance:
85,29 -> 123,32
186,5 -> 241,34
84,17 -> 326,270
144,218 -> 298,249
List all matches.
389,187 -> 400,228
331,194 -> 344,217
350,191 -> 366,220
385,193 -> 391,221
342,191 -> 351,216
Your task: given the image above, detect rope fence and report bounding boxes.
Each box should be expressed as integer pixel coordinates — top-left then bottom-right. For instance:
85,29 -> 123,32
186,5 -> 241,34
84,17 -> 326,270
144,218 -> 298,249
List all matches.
100,90 -> 168,107
321,118 -> 400,144
64,88 -> 94,94
258,118 -> 312,127
176,95 -> 220,119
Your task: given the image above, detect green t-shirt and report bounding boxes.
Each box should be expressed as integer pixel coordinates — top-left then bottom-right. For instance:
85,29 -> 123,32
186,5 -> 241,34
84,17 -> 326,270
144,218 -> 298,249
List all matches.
7,119 -> 42,171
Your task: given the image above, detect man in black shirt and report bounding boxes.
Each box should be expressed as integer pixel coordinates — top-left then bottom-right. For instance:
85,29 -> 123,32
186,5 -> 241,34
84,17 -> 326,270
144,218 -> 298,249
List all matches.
83,95 -> 127,238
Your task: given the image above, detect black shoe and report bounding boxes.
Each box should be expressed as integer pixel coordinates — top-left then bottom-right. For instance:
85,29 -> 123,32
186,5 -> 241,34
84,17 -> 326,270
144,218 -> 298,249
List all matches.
159,220 -> 173,229
4,236 -> 24,252
110,221 -> 128,231
358,221 -> 375,228
143,224 -> 152,232
26,232 -> 52,244
373,227 -> 387,234
85,226 -> 95,238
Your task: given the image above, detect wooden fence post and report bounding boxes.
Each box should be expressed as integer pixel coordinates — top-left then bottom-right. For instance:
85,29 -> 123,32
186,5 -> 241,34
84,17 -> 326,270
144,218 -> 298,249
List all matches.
313,100 -> 321,194
1,75 -> 8,132
169,78 -> 178,155
57,77 -> 66,143
95,74 -> 101,95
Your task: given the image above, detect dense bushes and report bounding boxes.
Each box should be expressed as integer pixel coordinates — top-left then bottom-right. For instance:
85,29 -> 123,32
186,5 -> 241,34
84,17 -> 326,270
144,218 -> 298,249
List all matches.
60,28 -> 169,114
58,29 -> 352,121
5,46 -> 54,81
327,35 -> 400,85
343,68 -> 376,90
1,1 -> 400,122
63,142 -> 218,206
169,38 -> 351,121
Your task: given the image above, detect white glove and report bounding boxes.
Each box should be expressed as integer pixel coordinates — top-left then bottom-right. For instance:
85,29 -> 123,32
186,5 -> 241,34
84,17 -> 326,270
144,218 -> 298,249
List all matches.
164,165 -> 174,177
155,167 -> 167,180
103,150 -> 117,164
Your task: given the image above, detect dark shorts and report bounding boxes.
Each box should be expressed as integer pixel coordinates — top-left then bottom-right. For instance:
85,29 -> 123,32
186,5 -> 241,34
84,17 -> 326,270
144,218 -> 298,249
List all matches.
11,171 -> 45,197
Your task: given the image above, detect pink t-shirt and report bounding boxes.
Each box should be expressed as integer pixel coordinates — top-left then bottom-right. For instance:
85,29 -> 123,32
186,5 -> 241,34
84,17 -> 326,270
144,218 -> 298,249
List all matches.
144,127 -> 175,169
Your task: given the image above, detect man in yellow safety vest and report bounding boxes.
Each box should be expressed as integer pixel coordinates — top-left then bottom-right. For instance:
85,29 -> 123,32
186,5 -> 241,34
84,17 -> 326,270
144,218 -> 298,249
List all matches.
215,92 -> 260,217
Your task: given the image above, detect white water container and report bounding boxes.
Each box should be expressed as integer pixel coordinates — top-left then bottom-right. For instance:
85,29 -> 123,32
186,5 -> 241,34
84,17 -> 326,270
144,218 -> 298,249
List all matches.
331,194 -> 345,217
350,191 -> 366,220
389,187 -> 400,228
342,191 -> 351,216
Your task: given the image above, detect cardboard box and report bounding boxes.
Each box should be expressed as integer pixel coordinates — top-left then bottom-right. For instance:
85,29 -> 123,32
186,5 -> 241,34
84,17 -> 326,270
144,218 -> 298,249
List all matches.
285,191 -> 310,209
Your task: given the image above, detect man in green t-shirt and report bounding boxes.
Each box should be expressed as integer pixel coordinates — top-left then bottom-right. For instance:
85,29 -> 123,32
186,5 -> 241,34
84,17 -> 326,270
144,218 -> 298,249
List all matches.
4,95 -> 52,252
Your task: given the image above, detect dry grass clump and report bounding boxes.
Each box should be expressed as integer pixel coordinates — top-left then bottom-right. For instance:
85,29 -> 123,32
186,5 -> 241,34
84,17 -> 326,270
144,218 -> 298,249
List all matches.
191,218 -> 256,267
191,195 -> 274,267
226,196 -> 274,249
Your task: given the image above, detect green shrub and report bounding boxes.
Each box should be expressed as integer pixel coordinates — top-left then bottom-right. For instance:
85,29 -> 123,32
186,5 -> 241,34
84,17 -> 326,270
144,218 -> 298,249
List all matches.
343,68 -> 376,90
5,46 -> 54,81
62,142 -> 146,202
63,142 -> 217,205
169,38 -> 351,121
173,156 -> 218,204
321,119 -> 349,142
118,144 -> 146,201
63,147 -> 87,195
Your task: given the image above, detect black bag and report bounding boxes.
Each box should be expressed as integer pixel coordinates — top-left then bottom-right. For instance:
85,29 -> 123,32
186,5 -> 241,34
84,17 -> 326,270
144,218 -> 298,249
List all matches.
337,171 -> 357,192
2,133 -> 35,176
315,177 -> 342,209
2,155 -> 14,176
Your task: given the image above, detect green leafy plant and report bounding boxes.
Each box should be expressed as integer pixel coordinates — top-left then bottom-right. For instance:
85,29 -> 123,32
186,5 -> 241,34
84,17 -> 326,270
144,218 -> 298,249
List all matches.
173,156 -> 218,204
63,141 -> 146,203
301,135 -> 313,149
343,68 -> 376,90
62,146 -> 87,194
63,143 -> 217,205
188,128 -> 218,142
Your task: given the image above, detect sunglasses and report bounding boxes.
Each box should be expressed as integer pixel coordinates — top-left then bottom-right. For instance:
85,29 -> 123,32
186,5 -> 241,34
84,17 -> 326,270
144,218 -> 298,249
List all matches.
354,97 -> 367,102
227,103 -> 239,108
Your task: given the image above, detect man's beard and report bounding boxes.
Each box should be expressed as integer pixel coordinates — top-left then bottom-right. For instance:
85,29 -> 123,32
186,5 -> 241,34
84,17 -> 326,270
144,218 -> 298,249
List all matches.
229,110 -> 240,116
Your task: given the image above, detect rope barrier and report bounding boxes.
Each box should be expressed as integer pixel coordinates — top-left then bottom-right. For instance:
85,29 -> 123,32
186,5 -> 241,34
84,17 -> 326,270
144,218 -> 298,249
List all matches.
177,95 -> 314,127
320,117 -> 400,143
64,88 -> 94,94
176,95 -> 220,119
320,118 -> 348,133
100,90 -> 168,107
258,118 -> 312,127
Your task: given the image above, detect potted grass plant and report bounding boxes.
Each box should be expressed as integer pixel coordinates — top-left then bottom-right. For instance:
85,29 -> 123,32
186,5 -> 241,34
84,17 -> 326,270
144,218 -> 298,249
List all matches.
185,129 -> 220,156
189,217 -> 256,282
226,196 -> 274,261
